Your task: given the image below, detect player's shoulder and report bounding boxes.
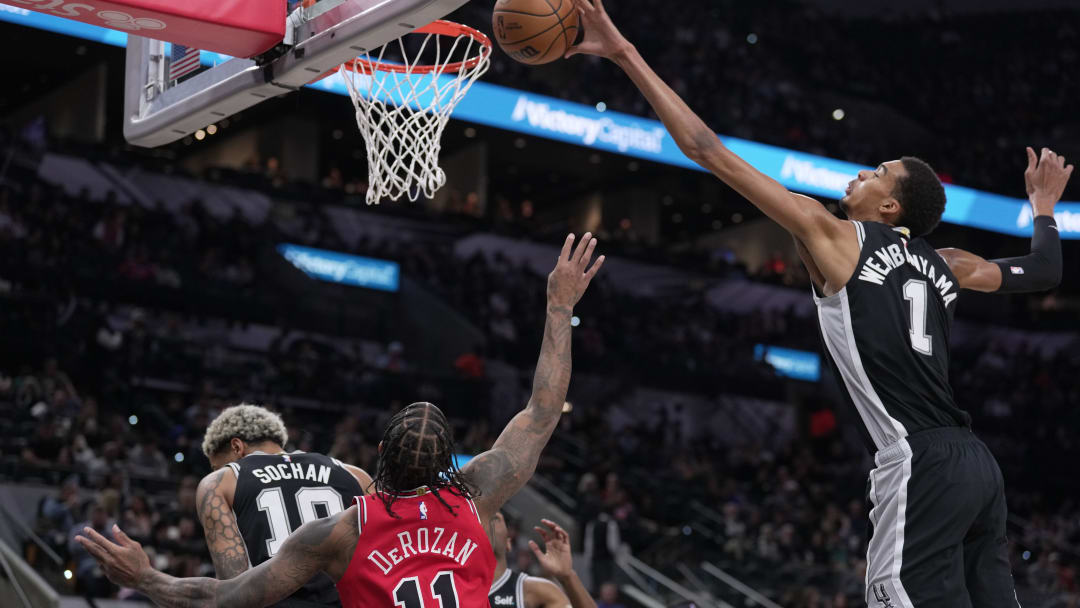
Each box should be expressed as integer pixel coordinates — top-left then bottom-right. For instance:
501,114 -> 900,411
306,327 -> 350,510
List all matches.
523,575 -> 560,590
792,193 -> 850,230
295,450 -> 349,469
196,466 -> 237,507
198,465 -> 235,488
435,487 -> 483,518
523,575 -> 566,602
283,449 -> 320,460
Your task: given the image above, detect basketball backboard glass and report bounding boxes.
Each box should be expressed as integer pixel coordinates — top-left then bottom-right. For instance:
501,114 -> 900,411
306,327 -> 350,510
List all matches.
123,0 -> 469,147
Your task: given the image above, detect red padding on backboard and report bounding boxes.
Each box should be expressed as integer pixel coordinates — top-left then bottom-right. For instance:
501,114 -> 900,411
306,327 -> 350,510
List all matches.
4,0 -> 286,57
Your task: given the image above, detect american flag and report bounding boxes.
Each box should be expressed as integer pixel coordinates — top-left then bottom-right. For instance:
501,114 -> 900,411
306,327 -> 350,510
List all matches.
169,44 -> 201,81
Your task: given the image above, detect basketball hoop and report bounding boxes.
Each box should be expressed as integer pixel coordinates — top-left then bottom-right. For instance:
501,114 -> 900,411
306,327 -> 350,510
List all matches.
337,20 -> 491,205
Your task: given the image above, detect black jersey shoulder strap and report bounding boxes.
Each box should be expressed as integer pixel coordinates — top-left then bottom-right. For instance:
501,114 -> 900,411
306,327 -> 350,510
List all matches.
489,569 -> 527,608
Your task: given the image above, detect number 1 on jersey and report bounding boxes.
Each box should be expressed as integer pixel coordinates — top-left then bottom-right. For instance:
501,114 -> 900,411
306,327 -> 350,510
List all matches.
903,279 -> 933,356
394,571 -> 460,608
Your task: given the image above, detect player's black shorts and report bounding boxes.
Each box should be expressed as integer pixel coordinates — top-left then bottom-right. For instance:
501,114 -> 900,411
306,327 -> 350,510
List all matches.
865,426 -> 1019,608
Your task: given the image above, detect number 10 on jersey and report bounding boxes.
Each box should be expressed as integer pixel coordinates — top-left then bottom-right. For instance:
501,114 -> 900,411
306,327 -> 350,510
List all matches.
256,486 -> 344,556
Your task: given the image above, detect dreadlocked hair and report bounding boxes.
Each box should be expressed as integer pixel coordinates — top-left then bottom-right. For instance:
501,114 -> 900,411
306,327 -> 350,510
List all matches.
374,402 -> 475,518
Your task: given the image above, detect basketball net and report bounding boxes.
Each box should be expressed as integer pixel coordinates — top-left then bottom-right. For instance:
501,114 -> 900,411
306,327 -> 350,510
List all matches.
339,21 -> 491,205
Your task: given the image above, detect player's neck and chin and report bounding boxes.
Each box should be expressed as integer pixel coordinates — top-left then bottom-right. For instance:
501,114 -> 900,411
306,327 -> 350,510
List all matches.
839,200 -> 890,228
246,442 -> 287,457
491,559 -> 508,588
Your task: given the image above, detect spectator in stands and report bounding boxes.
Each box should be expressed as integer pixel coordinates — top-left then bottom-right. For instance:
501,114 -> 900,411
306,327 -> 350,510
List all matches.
0,196 -> 26,239
265,156 -> 285,189
128,436 -> 170,479
322,167 -> 344,190
68,500 -> 115,596
92,209 -> 126,251
13,367 -> 43,409
584,508 -> 622,590
21,416 -> 68,467
454,344 -> 486,379
121,492 -> 158,541
40,357 -> 78,402
118,245 -> 157,281
375,340 -> 408,372
86,440 -> 123,480
596,582 -> 626,608
39,476 -> 81,540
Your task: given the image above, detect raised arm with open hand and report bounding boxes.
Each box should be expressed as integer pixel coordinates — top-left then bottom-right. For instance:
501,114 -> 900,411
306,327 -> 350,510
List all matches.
529,519 -> 598,608
465,233 -> 604,520
939,147 -> 1070,293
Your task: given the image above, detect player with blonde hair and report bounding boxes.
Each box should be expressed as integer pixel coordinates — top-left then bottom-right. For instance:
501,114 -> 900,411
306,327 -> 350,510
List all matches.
197,403 -> 372,608
77,233 -> 604,608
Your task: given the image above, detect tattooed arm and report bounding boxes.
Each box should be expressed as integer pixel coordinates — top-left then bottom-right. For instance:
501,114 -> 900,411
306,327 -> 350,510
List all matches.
196,468 -> 250,579
466,233 -> 604,521
75,507 -> 359,608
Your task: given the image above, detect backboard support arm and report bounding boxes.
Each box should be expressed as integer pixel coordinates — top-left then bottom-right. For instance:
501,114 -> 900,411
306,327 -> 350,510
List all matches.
124,0 -> 470,147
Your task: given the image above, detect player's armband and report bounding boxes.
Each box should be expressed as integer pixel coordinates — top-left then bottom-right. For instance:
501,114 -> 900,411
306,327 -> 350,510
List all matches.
992,215 -> 1062,293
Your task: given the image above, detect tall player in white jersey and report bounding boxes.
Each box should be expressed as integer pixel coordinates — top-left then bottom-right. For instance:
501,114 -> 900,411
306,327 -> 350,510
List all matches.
565,1 -> 1073,605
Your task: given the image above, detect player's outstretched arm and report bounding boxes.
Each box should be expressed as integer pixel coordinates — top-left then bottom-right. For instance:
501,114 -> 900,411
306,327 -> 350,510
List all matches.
465,234 -> 604,520
196,468 -> 250,579
939,147 -> 1070,292
76,508 -> 358,608
566,0 -> 844,246
528,519 -> 597,608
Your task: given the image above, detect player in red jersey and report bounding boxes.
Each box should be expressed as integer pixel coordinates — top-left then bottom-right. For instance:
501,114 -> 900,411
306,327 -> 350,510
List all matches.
334,404 -> 496,607
75,233 -> 605,608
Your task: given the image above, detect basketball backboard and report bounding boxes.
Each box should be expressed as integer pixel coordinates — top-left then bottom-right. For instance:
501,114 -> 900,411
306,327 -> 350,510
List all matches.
123,0 -> 469,147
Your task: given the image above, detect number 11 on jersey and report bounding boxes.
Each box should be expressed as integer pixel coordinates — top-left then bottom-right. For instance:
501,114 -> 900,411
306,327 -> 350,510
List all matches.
394,571 -> 459,608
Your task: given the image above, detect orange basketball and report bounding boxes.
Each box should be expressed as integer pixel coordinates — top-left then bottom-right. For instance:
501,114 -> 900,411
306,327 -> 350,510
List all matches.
492,0 -> 580,66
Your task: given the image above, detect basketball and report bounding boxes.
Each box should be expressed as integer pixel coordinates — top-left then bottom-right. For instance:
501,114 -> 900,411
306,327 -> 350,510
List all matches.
492,0 -> 580,66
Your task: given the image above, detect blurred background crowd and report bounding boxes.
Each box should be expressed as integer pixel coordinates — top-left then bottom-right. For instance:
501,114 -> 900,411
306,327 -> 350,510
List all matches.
1,0 -> 1079,606
456,0 -> 1079,197
1,160 -> 1078,606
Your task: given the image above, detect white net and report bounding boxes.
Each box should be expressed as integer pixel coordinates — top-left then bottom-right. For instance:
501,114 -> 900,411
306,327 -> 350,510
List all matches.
340,22 -> 491,205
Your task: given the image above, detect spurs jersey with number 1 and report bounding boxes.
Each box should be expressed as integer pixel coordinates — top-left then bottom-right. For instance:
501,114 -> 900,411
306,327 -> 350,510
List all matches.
228,451 -> 363,608
336,487 -> 496,608
812,221 -> 971,453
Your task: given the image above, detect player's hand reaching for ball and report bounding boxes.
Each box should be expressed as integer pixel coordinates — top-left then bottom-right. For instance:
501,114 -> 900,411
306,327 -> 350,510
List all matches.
548,233 -> 604,310
1025,146 -> 1074,216
565,0 -> 632,61
76,524 -> 153,589
529,519 -> 575,580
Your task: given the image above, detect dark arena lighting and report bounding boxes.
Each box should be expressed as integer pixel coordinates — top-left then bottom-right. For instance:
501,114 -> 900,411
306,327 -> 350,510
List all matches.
0,1 -> 1076,607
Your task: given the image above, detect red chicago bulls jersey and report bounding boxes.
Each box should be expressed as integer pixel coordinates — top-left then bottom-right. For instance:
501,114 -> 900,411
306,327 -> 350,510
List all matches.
336,487 -> 495,608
